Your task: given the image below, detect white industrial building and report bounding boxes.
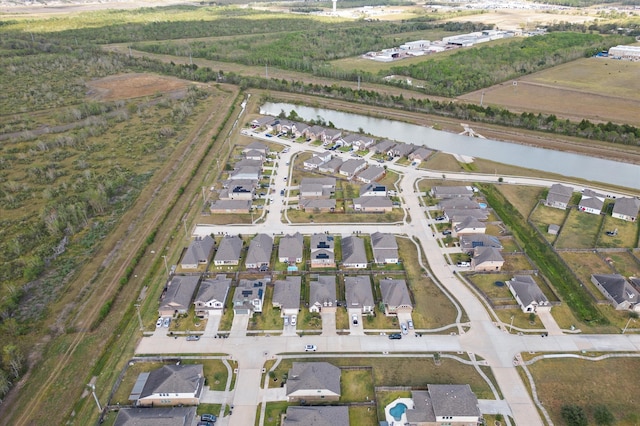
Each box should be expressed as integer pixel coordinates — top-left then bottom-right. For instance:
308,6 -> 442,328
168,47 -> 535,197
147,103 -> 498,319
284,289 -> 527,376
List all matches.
608,45 -> 640,60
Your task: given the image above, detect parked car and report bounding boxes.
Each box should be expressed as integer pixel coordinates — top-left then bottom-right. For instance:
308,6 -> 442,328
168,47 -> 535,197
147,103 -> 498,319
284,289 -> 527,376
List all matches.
197,422 -> 213,426
186,335 -> 200,341
407,320 -> 414,329
291,314 -> 297,326
457,261 -> 470,267
162,317 -> 170,328
401,322 -> 408,335
305,344 -> 317,352
435,216 -> 447,221
265,134 -> 273,137
156,318 -> 163,327
352,314 -> 358,326
284,316 -> 290,326
442,230 -> 452,235
280,189 -> 285,196
201,413 -> 217,422
388,333 -> 402,340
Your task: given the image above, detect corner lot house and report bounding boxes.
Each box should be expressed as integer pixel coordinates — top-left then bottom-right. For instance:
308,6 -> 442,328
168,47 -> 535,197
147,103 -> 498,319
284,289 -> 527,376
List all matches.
272,276 -> 302,317
339,158 -> 367,178
310,234 -> 336,268
214,235 -> 243,266
131,364 -> 204,407
431,185 -> 474,199
471,246 -> 504,272
507,275 -> 550,314
353,196 -> 393,213
114,407 -> 196,426
591,274 -> 640,311
283,406 -> 349,426
459,234 -> 502,254
406,384 -> 481,425
341,235 -> 368,268
245,233 -> 273,269
181,235 -> 215,269
210,199 -> 251,214
545,183 -> 573,210
345,276 -> 374,314
579,189 -> 605,215
278,232 -> 304,264
371,232 -> 399,264
380,278 -> 413,316
159,275 -> 200,317
612,197 -> 640,222
194,274 -> 231,318
233,278 -> 267,315
309,275 -> 337,313
285,362 -> 341,402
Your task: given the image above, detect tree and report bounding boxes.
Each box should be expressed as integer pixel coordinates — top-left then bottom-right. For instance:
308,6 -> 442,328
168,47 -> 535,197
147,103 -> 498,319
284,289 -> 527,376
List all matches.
593,405 -> 615,426
0,368 -> 11,400
561,404 -> 588,426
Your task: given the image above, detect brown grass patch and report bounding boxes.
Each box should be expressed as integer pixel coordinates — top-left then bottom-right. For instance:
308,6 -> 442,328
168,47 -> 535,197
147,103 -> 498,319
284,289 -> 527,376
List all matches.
496,185 -> 543,218
555,209 -> 603,249
87,73 -> 190,101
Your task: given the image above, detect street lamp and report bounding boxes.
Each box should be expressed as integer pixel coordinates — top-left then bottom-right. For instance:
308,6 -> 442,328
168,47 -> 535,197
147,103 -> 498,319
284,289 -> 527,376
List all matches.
509,315 -> 515,333
88,383 -> 102,412
134,304 -> 143,331
161,255 -> 169,276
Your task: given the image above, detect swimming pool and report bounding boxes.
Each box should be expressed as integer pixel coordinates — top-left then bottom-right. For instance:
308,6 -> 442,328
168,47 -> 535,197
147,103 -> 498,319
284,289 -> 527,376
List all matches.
479,202 -> 488,208
389,402 -> 407,421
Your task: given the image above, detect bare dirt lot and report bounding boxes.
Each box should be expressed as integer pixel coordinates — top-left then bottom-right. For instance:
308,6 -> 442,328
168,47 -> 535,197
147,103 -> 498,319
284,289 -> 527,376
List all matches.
459,58 -> 640,126
86,73 -> 191,101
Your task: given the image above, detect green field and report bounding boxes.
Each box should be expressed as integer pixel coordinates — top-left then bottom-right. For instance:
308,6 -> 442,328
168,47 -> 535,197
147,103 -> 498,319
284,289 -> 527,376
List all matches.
555,209 -> 603,249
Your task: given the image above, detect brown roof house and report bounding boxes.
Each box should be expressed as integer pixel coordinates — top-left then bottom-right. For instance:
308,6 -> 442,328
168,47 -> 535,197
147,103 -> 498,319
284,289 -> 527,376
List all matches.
545,183 -> 573,210
345,275 -> 374,314
309,275 -> 337,313
245,233 -> 273,269
471,246 -> 504,272
181,235 -> 215,270
380,278 -> 413,316
194,274 -> 231,318
507,275 -> 550,314
405,384 -> 481,426
131,364 -> 204,407
272,276 -> 302,317
285,362 -> 341,402
591,274 -> 640,311
612,197 -> 640,222
159,275 -> 200,317
283,406 -> 349,426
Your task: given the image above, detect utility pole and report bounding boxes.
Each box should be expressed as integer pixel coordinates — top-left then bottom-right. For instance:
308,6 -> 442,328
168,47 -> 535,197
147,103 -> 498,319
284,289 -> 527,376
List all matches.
88,384 -> 102,412
161,255 -> 169,276
134,304 -> 143,331
509,315 -> 515,333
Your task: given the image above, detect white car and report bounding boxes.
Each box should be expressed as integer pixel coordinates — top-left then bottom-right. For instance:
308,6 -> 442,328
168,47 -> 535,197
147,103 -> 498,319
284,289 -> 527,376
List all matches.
291,314 -> 297,326
304,344 -> 317,352
284,316 -> 290,326
163,317 -> 171,328
401,322 -> 408,335
352,314 -> 358,326
156,318 -> 163,327
407,320 -> 414,329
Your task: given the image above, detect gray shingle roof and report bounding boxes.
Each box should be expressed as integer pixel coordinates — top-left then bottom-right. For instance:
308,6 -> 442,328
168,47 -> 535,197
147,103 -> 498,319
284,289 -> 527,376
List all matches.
138,364 -> 204,400
459,234 -> 503,252
438,197 -> 479,210
309,275 -> 337,308
546,183 -> 573,205
341,236 -> 367,265
115,407 -> 196,426
273,276 -> 302,310
431,185 -> 474,198
356,166 -> 385,182
286,362 -> 341,396
160,275 -> 200,313
278,232 -> 304,262
214,236 -> 243,263
613,197 -> 640,218
345,276 -> 374,308
429,384 -> 480,418
181,236 -> 215,267
592,274 -> 640,306
353,196 -> 393,209
371,232 -> 399,263
509,275 -> 548,308
454,216 -> 486,233
300,199 -> 336,210
311,234 -> 334,251
194,274 -> 231,305
300,177 -> 336,188
245,233 -> 273,267
339,158 -> 366,175
318,157 -> 343,172
210,199 -> 251,212
473,246 -> 504,264
380,279 -> 412,308
283,406 -> 349,426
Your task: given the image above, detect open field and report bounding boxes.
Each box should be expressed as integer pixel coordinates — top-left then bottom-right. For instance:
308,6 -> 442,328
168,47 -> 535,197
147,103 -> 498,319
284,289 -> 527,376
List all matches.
459,58 -> 640,126
529,204 -> 569,243
554,209 -> 603,249
525,356 -> 640,426
496,185 -> 544,219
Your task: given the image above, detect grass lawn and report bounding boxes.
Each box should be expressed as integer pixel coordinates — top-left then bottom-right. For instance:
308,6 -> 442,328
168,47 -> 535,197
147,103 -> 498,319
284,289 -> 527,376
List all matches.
500,237 -> 520,252
555,209 -> 603,249
604,251 -> 640,277
341,369 -> 375,403
336,306 -> 349,330
422,152 -> 465,173
363,311 -> 398,330
169,308 -> 207,333
349,406 -> 378,426
197,403 -> 222,417
298,310 -> 323,331
496,185 -> 544,218
218,288 -> 236,331
286,209 -> 404,224
525,357 -> 640,425
397,237 -> 462,328
261,401 -> 290,426
558,251 -> 612,301
376,390 -> 411,420
529,203 -> 568,244
248,286 -> 283,331
501,253 -> 534,272
597,215 -> 639,248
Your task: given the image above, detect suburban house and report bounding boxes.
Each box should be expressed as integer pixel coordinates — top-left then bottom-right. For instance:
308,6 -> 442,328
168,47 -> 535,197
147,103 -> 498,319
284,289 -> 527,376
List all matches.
234,158 -> 263,170
304,125 -> 326,141
181,235 -> 215,269
229,166 -> 261,181
193,274 -> 231,318
353,196 -> 393,213
371,232 -> 399,264
431,186 -> 474,199
278,232 -> 304,264
406,384 -> 481,426
300,177 -> 336,191
309,275 -> 337,313
243,149 -> 265,162
272,276 -> 302,317
454,217 -> 487,236
408,146 -> 433,162
300,198 -> 336,213
359,183 -> 387,197
341,236 -> 368,268
388,142 -> 416,158
339,158 -> 367,178
114,407 -> 196,426
471,246 -> 504,272
545,183 -> 573,210
446,209 -> 489,223
250,116 -> 275,130
612,197 -> 640,222
356,166 -> 385,184
372,139 -> 396,154
380,278 -> 413,316
210,199 -> 251,214
310,234 -> 336,268
591,274 -> 640,311
459,234 -> 503,254
283,406 -> 349,426
345,276 -> 375,314
438,197 -> 479,210
232,278 -> 267,315
285,362 -> 341,402
299,177 -> 336,199
159,275 -> 200,317
290,122 -> 309,138
213,235 -> 243,266
218,182 -> 255,201
303,155 -> 325,170
507,275 -> 551,314
352,135 -> 376,151
318,157 -> 343,174
579,189 -> 605,215
243,141 -> 268,156
321,129 -> 342,144
131,364 -> 204,407
338,133 -> 362,148
245,233 -> 273,269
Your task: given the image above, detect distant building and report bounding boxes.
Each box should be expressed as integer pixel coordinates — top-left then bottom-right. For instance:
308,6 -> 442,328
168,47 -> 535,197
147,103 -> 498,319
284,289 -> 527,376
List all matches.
608,45 -> 640,60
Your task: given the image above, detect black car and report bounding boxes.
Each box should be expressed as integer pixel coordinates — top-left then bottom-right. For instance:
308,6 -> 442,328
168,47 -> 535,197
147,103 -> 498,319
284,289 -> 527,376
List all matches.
442,230 -> 452,235
435,216 -> 447,221
388,333 -> 402,340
